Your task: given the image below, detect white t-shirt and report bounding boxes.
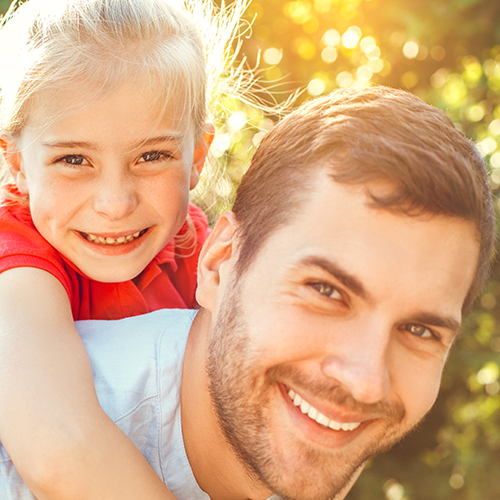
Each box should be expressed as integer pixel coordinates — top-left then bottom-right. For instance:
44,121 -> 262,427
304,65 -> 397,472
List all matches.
0,309 -> 207,500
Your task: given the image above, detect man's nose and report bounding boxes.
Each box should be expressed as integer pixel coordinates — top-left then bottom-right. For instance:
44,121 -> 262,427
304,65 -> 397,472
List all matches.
93,169 -> 139,221
320,319 -> 392,404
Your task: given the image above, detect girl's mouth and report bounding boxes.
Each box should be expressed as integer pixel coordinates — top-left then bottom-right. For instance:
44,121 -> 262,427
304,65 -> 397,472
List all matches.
79,228 -> 149,246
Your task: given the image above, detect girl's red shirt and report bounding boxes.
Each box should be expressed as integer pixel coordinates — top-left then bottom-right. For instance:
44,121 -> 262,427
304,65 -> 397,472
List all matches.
0,192 -> 208,320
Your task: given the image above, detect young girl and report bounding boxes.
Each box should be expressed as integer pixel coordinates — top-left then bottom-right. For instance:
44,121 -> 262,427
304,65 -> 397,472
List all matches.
0,0 -> 250,498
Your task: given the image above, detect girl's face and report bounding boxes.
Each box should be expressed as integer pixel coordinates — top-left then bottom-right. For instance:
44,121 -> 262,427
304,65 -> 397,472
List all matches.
5,78 -> 211,282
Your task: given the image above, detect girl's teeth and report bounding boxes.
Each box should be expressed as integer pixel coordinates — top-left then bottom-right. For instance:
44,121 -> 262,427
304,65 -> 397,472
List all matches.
288,389 -> 361,432
85,231 -> 144,245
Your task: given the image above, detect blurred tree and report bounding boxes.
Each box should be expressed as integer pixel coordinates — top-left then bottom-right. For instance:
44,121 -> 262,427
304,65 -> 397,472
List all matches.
1,0 -> 499,499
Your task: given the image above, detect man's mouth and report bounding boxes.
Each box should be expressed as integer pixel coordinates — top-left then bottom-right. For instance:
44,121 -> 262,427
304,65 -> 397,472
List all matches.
80,228 -> 149,246
288,389 -> 361,431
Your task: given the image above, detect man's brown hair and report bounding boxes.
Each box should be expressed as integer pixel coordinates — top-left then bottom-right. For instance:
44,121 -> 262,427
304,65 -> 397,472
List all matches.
232,86 -> 495,310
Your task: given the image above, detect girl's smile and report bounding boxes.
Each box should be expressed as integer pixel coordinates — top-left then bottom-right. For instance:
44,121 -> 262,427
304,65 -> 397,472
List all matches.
6,76 -> 210,282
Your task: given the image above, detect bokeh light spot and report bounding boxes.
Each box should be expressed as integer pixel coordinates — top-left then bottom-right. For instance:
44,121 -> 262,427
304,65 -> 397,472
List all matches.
284,0 -> 313,24
449,474 -> 465,490
314,0 -> 331,14
357,65 -> 373,82
430,68 -> 449,88
321,46 -> 338,64
307,77 -> 326,96
293,36 -> 316,59
464,60 -> 483,85
467,104 -> 485,122
490,151 -> 500,168
365,45 -> 381,61
476,137 -> 497,156
384,480 -> 406,500
263,47 -> 283,65
403,40 -> 419,59
342,26 -> 362,49
368,58 -> 384,73
476,363 -> 499,385
322,28 -> 341,47
227,111 -> 247,132
360,36 -> 376,52
401,71 -> 418,88
490,119 -> 500,135
336,71 -> 354,87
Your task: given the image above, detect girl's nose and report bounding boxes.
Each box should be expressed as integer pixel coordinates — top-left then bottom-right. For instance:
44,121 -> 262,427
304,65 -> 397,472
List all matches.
92,171 -> 139,221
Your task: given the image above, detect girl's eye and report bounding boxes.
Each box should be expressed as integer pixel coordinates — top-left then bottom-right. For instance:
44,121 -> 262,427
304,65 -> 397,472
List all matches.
311,282 -> 341,299
404,323 -> 433,339
60,155 -> 87,166
139,151 -> 168,162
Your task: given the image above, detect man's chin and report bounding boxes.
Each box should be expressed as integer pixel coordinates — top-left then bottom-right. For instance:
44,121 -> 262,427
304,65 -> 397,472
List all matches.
257,453 -> 366,500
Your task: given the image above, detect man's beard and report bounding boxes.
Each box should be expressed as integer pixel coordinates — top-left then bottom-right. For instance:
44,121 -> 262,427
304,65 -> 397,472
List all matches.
206,286 -> 412,500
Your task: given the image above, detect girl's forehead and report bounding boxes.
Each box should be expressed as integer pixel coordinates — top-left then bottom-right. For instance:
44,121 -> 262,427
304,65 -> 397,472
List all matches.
25,76 -> 194,135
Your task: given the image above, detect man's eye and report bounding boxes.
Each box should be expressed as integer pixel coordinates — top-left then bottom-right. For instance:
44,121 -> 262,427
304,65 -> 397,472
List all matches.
60,155 -> 87,165
311,282 -> 341,299
404,323 -> 432,339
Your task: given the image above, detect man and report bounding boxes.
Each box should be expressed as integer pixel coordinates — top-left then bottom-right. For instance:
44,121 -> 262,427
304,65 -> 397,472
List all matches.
0,86 -> 495,500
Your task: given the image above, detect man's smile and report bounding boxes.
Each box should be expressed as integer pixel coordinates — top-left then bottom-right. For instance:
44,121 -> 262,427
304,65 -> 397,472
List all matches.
287,389 -> 361,431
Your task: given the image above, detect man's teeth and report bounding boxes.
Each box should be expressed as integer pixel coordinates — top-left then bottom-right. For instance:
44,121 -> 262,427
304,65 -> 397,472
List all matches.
85,231 -> 143,245
288,389 -> 361,431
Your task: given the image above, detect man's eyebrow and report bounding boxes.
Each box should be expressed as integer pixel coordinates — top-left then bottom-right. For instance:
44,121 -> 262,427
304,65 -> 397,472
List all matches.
298,256 -> 372,302
41,134 -> 184,150
297,257 -> 462,334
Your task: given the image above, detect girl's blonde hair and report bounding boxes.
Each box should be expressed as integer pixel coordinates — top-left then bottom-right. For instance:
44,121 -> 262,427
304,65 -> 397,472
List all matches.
0,0 -> 252,139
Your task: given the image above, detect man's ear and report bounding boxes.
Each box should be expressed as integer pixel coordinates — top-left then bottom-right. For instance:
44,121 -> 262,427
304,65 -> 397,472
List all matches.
196,211 -> 239,311
189,123 -> 215,190
0,136 -> 28,195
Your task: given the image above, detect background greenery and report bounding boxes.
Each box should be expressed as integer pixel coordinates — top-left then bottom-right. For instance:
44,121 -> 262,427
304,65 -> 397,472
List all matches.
1,0 -> 499,499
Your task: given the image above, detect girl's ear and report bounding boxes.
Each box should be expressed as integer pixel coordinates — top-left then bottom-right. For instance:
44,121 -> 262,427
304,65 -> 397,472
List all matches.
196,211 -> 239,312
189,123 -> 215,190
0,137 -> 28,195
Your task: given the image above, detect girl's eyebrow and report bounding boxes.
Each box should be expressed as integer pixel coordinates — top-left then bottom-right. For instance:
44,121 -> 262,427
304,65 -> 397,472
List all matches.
42,134 -> 185,150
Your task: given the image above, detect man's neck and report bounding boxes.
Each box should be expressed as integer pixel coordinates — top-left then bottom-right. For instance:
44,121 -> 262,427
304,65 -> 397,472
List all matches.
181,310 -> 272,500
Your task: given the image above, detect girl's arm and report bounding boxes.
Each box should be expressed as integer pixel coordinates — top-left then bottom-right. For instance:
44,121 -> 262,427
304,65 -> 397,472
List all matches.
0,267 -> 178,500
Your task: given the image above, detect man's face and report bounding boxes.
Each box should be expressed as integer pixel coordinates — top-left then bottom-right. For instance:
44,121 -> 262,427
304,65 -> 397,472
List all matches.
205,173 -> 479,500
